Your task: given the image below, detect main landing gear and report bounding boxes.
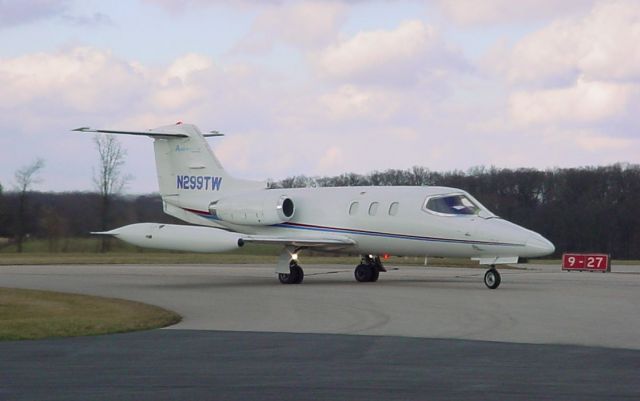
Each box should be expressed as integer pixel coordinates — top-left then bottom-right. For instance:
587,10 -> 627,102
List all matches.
277,250 -> 387,284
483,265 -> 501,289
354,255 -> 386,283
278,260 -> 304,284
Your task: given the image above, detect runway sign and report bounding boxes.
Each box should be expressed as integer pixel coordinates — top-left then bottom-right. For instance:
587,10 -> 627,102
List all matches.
562,253 -> 611,272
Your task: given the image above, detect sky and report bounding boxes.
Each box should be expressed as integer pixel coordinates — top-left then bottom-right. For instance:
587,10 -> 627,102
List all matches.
0,0 -> 638,193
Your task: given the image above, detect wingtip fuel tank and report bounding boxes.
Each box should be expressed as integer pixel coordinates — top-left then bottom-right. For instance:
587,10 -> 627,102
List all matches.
98,223 -> 244,253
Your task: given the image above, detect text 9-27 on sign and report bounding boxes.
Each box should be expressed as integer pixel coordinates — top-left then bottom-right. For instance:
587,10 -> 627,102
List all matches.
562,253 -> 610,272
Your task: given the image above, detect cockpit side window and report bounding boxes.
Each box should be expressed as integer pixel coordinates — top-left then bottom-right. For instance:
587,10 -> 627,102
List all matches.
423,194 -> 481,216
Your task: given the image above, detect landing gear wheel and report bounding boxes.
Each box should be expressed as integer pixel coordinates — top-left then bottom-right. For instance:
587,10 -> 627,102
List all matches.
279,262 -> 304,284
484,268 -> 501,289
355,264 -> 374,282
292,264 -> 304,284
370,268 -> 380,282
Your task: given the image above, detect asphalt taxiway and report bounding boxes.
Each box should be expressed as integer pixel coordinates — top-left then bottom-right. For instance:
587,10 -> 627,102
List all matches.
1,263 -> 639,400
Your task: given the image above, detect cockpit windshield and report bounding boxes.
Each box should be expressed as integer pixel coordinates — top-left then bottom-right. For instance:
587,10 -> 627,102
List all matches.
423,194 -> 489,217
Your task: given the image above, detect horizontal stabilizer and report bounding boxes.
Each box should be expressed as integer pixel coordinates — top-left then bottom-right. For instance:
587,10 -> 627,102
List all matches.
203,130 -> 225,137
73,127 -> 188,138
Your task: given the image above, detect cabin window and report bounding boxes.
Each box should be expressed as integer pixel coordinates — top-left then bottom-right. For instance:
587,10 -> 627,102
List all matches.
349,201 -> 359,215
389,202 -> 399,216
368,202 -> 379,216
424,194 -> 480,216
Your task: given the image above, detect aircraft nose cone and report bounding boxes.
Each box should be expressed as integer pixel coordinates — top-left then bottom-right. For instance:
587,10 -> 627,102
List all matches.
525,232 -> 555,257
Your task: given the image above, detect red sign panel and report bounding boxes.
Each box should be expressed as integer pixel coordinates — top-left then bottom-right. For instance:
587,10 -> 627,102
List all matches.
562,253 -> 610,272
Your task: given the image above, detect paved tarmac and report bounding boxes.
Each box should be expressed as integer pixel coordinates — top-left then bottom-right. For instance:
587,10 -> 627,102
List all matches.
1,263 -> 639,400
2,330 -> 639,401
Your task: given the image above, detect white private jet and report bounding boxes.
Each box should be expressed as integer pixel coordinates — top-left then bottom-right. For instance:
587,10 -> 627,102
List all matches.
75,123 -> 554,289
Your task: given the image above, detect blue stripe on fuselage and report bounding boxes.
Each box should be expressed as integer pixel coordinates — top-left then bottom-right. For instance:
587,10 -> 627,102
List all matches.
179,207 -> 522,247
274,222 -> 522,247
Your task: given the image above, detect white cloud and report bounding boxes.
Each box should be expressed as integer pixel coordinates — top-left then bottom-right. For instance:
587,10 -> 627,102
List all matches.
315,20 -> 467,86
574,134 -> 636,151
143,0 -> 359,13
163,53 -> 213,83
499,1 -> 640,84
319,85 -> 401,121
509,77 -> 633,125
480,0 -> 640,142
316,146 -> 345,171
3,0 -> 639,195
0,47 -> 148,115
215,134 -> 255,171
237,1 -> 347,52
436,0 -> 595,25
152,85 -> 206,111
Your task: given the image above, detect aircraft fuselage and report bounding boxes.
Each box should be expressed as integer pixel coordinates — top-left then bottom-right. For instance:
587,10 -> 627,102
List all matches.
171,185 -> 553,262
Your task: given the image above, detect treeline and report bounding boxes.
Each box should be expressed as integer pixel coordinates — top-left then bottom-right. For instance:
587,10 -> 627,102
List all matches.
0,192 -> 178,252
0,164 -> 639,258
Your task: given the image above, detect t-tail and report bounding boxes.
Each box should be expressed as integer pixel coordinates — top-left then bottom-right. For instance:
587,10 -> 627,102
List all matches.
74,123 -> 266,224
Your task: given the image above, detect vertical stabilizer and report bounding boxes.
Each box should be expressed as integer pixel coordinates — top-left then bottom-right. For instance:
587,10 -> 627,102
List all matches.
74,123 -> 266,216
150,123 -> 266,211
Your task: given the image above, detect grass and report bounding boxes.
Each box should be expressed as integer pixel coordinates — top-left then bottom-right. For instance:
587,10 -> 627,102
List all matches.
0,237 -> 480,266
0,287 -> 181,341
2,237 -> 635,267
0,252 -> 483,266
0,240 -> 483,266
0,252 -> 279,265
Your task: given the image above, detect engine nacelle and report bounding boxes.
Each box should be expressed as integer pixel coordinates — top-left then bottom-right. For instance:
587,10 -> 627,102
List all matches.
101,223 -> 244,253
209,191 -> 295,226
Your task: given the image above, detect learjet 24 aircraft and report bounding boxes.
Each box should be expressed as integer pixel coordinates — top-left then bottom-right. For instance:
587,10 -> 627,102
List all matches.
75,123 -> 555,289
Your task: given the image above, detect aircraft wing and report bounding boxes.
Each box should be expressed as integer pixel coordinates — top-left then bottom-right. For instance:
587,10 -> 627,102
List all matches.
241,235 -> 356,249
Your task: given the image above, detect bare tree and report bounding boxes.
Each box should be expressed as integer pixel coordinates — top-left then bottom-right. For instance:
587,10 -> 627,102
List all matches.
14,158 -> 45,252
93,134 -> 131,252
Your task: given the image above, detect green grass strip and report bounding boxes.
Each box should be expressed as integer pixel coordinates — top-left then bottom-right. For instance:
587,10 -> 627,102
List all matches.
0,287 -> 181,341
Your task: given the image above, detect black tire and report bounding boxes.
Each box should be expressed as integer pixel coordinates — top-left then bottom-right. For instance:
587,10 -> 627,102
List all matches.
279,263 -> 304,284
278,272 -> 295,284
292,264 -> 304,284
484,268 -> 501,289
370,268 -> 380,282
355,264 -> 374,282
